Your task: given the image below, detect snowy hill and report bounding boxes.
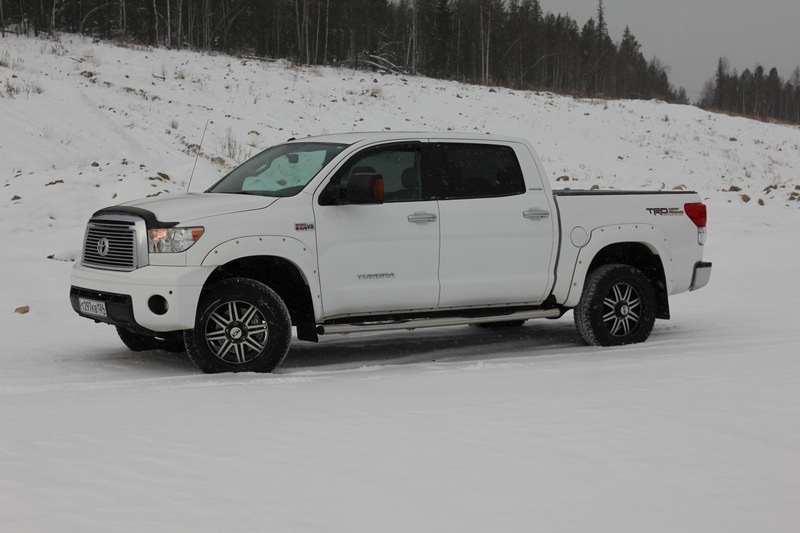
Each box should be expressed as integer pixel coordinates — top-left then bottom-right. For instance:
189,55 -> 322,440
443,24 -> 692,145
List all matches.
1,33 -> 799,532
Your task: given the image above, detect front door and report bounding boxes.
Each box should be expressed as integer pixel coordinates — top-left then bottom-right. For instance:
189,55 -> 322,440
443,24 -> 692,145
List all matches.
313,143 -> 440,319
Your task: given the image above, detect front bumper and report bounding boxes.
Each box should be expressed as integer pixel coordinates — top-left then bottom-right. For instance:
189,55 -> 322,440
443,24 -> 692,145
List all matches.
70,263 -> 213,332
689,261 -> 712,291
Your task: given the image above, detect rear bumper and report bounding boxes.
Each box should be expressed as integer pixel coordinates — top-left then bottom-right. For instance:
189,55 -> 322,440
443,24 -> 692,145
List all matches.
689,261 -> 712,291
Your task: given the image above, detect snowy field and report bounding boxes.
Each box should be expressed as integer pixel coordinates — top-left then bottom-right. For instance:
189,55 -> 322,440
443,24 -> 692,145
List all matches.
1,33 -> 799,532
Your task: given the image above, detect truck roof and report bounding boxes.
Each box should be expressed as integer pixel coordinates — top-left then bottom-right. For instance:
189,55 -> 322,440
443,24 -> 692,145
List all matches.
286,131 -> 529,146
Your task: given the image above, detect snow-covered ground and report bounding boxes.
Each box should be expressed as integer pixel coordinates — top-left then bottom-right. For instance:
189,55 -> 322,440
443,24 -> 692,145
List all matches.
1,33 -> 799,532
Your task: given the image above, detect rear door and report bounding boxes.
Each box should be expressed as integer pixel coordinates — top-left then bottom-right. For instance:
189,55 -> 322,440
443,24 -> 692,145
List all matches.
425,141 -> 557,308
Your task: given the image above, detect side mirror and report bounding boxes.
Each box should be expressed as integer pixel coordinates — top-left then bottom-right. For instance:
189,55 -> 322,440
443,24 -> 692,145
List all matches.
346,173 -> 385,204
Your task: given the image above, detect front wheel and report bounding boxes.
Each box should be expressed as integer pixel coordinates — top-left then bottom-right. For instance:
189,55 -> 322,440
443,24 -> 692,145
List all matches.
184,278 -> 292,373
574,264 -> 656,347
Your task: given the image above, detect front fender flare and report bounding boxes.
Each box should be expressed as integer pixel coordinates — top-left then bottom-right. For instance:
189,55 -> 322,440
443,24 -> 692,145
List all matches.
201,235 -> 322,319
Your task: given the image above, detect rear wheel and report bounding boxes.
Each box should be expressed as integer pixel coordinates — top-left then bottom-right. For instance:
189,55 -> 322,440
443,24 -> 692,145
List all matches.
184,278 -> 292,373
574,264 -> 656,346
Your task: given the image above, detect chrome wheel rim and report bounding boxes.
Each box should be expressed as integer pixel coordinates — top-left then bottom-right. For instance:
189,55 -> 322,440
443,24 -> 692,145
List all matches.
204,300 -> 269,364
602,282 -> 641,337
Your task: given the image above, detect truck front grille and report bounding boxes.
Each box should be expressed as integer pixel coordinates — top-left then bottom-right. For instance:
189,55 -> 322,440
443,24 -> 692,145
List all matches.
82,215 -> 147,271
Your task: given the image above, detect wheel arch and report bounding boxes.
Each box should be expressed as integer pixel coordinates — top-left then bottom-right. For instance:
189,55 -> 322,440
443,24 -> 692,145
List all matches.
587,242 -> 669,319
202,255 -> 319,341
563,225 -> 671,318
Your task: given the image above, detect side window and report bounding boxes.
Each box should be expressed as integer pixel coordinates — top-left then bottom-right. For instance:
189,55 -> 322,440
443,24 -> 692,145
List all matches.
320,144 -> 424,204
425,143 -> 526,200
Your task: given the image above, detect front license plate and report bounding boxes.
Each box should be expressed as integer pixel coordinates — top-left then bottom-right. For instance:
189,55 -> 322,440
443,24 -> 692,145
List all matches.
79,298 -> 108,318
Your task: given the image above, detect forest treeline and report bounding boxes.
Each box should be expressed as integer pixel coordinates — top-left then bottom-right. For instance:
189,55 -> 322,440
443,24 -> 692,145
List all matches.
698,58 -> 800,125
0,0 -> 688,103
4,0 -> 800,123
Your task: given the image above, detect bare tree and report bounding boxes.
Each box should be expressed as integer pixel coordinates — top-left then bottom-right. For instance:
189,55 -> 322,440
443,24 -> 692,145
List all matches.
314,0 -> 320,63
119,0 -> 126,34
324,0 -> 330,63
294,0 -> 310,63
79,2 -> 110,34
187,0 -> 193,47
203,0 -> 210,49
152,0 -> 159,44
176,0 -> 182,47
1,0 -> 5,37
407,0 -> 419,74
49,0 -> 59,36
479,4 -> 491,85
166,0 -> 171,47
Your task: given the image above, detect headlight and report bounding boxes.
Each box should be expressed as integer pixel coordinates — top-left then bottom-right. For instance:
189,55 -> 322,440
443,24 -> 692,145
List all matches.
148,227 -> 204,253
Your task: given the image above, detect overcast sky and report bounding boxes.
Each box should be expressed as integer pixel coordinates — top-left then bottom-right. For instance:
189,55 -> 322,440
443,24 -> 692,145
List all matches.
538,0 -> 800,101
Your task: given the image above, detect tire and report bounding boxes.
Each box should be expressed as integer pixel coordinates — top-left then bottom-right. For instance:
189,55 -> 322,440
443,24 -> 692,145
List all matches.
574,264 -> 656,347
116,327 -> 186,353
184,278 -> 292,373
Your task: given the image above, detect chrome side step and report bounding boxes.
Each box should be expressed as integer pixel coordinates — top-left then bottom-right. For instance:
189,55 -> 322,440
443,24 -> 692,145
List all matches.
317,308 -> 562,335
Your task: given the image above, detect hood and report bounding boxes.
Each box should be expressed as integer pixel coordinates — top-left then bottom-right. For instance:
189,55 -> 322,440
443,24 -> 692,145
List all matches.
112,193 -> 277,225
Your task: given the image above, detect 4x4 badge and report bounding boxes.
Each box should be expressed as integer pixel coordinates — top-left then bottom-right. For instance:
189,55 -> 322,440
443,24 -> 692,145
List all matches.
295,223 -> 315,231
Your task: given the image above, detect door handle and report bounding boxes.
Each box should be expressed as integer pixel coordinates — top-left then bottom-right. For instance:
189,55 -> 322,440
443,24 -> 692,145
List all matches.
408,212 -> 437,223
523,208 -> 550,220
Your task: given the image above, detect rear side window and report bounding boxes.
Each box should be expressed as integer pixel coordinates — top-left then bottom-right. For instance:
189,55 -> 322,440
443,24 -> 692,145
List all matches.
425,143 -> 526,200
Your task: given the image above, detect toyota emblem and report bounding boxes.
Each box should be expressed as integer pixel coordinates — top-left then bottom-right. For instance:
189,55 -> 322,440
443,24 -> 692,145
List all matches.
97,237 -> 110,257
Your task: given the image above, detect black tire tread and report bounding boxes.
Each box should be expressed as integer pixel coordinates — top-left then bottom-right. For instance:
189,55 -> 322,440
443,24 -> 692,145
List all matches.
184,277 -> 292,373
574,263 -> 656,347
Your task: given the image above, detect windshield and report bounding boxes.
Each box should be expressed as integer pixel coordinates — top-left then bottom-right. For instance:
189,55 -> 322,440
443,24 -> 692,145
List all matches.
207,142 -> 349,197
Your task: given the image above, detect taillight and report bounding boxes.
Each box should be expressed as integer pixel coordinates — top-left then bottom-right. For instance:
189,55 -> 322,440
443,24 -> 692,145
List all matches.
684,203 -> 707,227
685,202 -> 707,245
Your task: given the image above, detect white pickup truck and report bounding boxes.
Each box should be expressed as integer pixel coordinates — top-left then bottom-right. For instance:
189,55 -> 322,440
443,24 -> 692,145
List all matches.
70,132 -> 711,373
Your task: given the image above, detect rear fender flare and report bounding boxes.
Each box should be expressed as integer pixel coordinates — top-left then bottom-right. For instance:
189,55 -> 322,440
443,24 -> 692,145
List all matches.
562,224 -> 673,308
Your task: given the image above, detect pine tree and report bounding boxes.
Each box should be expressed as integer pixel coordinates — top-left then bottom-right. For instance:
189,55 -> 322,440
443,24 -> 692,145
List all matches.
617,26 -> 644,98
596,0 -> 608,39
713,57 -> 729,109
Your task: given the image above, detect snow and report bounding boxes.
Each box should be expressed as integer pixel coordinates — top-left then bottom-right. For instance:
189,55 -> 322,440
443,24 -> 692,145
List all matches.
1,33 -> 800,532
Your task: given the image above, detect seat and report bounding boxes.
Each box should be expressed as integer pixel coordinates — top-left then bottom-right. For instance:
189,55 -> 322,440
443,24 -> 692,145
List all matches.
350,165 -> 377,177
390,167 -> 421,201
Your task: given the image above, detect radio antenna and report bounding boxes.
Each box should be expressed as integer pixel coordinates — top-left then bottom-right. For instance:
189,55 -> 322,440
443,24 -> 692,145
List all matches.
187,119 -> 209,193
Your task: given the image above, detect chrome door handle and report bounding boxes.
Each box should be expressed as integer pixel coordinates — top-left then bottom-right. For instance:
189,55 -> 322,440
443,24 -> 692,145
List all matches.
523,208 -> 550,219
408,212 -> 437,223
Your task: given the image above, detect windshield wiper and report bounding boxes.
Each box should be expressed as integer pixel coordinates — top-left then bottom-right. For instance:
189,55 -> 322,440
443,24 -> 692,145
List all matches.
217,190 -> 280,197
